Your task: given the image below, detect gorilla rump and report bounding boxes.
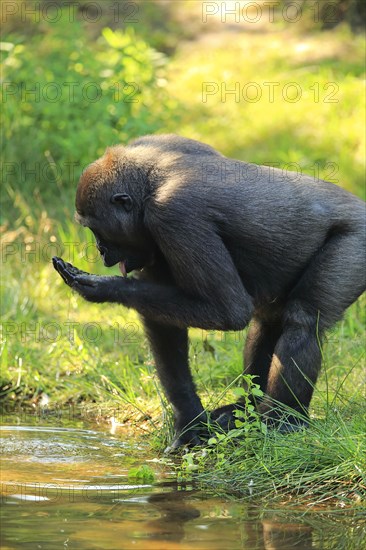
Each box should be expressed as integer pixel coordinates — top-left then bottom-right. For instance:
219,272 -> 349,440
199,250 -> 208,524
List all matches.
53,134 -> 366,449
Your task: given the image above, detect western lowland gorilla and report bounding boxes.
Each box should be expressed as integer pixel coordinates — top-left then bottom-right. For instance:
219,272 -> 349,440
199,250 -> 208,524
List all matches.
53,134 -> 366,449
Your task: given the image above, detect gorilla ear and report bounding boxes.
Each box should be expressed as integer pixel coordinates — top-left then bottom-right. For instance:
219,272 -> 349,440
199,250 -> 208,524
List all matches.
110,193 -> 133,212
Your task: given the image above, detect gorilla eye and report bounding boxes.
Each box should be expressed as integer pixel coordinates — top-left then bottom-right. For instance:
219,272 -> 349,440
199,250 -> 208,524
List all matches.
110,193 -> 133,212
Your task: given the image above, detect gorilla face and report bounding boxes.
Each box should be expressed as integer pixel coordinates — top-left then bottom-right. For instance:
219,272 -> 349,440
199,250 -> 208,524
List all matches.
90,227 -> 151,275
74,149 -> 156,275
75,187 -> 154,276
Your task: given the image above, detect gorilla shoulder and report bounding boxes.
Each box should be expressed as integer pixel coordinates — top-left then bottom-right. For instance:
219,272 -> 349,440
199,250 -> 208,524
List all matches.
127,134 -> 222,157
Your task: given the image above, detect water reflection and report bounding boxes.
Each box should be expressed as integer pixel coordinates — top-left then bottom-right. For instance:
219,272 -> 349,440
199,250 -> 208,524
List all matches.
1,424 -> 364,549
147,491 -> 201,542
146,490 -> 315,549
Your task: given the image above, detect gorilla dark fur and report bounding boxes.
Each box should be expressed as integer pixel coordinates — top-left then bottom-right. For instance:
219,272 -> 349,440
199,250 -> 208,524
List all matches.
53,134 -> 366,449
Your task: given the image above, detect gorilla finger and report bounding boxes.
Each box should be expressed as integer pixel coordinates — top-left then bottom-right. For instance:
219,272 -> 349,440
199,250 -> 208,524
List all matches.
69,265 -> 92,277
52,257 -> 74,280
62,262 -> 86,277
53,261 -> 75,286
53,256 -> 88,278
59,271 -> 73,286
59,265 -> 77,284
52,256 -> 66,274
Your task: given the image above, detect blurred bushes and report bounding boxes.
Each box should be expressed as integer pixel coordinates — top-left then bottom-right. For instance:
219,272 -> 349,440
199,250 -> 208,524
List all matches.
1,0 -> 198,53
276,0 -> 365,31
317,0 -> 365,30
1,6 -> 178,212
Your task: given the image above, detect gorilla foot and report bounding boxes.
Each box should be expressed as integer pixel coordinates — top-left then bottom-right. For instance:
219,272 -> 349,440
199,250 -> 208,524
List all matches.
210,402 -> 247,432
264,408 -> 309,433
164,428 -> 208,454
164,415 -> 210,453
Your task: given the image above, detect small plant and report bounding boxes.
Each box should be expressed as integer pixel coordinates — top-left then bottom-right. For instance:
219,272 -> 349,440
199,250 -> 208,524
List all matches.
128,464 -> 155,483
179,376 -> 267,479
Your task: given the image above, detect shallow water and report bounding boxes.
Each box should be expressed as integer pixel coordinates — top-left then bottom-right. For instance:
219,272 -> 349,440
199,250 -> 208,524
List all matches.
1,422 -> 365,549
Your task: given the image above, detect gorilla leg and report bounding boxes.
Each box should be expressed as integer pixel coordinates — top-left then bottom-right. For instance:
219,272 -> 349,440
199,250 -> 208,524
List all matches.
244,318 -> 282,392
259,304 -> 322,427
142,317 -> 207,449
261,229 -> 366,429
211,319 -> 281,425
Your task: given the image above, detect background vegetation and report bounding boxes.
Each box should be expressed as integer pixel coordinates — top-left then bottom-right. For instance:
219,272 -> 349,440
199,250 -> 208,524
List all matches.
1,0 -> 365,503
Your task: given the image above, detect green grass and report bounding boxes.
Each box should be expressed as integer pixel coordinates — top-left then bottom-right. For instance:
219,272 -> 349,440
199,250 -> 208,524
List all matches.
166,25 -> 365,198
177,406 -> 366,507
1,10 -> 365,507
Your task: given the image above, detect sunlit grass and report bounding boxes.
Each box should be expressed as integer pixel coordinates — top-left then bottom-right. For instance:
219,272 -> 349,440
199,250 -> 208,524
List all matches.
166,27 -> 365,197
178,404 -> 366,506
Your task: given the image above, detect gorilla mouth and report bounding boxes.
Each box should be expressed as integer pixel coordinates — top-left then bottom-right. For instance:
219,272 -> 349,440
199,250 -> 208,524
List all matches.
117,254 -> 148,276
118,259 -> 144,276
119,261 -> 127,277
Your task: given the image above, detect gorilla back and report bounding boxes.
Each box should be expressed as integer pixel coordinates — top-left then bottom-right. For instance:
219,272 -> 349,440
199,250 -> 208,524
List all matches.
53,134 -> 366,449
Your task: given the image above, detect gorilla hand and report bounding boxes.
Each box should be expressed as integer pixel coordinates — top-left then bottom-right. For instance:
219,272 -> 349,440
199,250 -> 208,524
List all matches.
52,257 -> 121,303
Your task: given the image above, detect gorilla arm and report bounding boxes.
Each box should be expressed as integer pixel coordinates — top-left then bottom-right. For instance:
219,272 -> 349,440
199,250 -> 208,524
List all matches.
52,223 -> 253,331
